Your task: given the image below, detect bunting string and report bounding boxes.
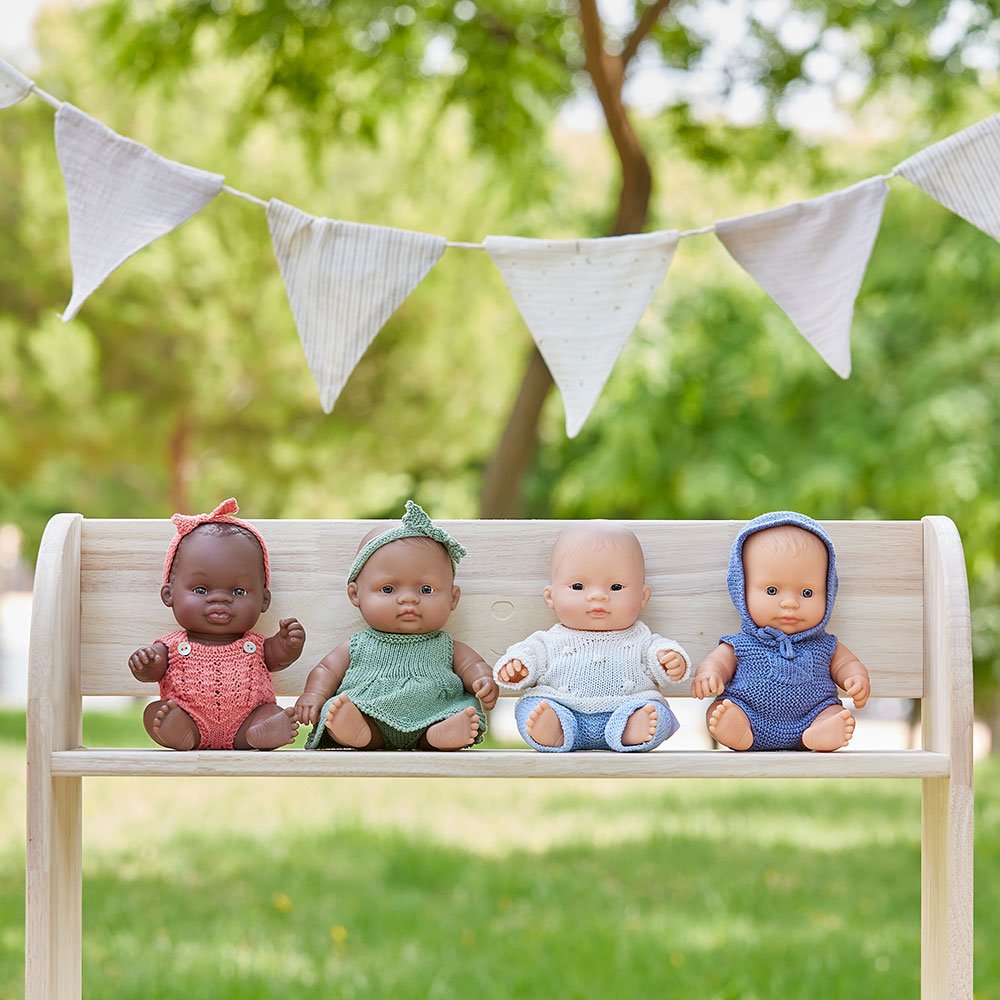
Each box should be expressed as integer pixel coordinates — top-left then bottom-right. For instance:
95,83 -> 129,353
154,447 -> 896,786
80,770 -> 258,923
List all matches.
1,56 -> 997,436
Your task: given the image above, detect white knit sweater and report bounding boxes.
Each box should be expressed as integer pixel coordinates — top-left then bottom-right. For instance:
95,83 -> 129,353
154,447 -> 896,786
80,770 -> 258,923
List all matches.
494,621 -> 691,713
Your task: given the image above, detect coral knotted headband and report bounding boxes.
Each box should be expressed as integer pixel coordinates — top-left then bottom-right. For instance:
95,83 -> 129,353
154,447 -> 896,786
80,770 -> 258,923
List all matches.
162,497 -> 271,585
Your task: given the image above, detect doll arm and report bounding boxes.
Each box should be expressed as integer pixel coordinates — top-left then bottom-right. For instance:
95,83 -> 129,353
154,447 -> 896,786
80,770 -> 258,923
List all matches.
291,641 -> 351,726
493,633 -> 548,690
830,642 -> 871,709
453,640 -> 499,711
263,617 -> 306,672
646,636 -> 692,684
690,643 -> 737,699
128,642 -> 169,683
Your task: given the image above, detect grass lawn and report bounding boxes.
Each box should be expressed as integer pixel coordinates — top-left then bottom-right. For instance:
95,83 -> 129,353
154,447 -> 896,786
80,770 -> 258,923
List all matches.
0,708 -> 996,999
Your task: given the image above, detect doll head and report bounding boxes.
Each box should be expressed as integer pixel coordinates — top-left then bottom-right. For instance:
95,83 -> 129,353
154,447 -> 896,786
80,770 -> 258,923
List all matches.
346,501 -> 465,635
160,498 -> 271,640
727,511 -> 838,640
543,524 -> 651,632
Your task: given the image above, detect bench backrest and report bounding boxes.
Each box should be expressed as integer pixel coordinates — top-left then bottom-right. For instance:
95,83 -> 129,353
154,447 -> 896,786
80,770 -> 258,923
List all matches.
76,518 -> 925,700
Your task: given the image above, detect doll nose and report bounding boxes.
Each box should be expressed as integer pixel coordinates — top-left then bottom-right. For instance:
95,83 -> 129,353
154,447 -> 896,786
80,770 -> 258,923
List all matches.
210,588 -> 233,603
588,589 -> 608,601
780,594 -> 798,608
398,589 -> 418,604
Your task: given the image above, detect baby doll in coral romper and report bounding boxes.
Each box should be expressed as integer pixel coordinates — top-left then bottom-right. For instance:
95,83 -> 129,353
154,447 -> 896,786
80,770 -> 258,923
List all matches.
128,498 -> 305,750
494,524 -> 691,753
293,501 -> 499,751
691,510 -> 871,752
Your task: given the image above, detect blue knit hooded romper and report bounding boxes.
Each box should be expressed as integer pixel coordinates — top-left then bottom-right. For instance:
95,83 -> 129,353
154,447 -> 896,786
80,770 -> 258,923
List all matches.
719,511 -> 843,751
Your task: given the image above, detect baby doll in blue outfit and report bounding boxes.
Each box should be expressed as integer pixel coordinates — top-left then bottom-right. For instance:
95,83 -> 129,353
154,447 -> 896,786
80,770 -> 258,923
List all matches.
691,511 -> 871,752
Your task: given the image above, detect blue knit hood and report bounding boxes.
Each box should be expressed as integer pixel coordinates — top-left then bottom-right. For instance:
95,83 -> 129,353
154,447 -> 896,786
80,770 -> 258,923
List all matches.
727,511 -> 838,658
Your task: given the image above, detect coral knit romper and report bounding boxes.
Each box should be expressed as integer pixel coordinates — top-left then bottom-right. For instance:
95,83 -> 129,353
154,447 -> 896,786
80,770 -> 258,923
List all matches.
156,628 -> 277,749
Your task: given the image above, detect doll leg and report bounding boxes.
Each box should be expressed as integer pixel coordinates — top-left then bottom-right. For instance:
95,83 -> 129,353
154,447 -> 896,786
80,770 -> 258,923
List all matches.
419,706 -> 482,751
707,698 -> 754,751
143,699 -> 200,751
514,698 -> 579,752
605,699 -> 679,753
802,705 -> 856,751
234,704 -> 299,750
323,694 -> 385,749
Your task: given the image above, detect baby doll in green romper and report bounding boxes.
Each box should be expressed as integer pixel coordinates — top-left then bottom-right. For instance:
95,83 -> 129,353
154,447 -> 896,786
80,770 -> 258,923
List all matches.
294,501 -> 499,750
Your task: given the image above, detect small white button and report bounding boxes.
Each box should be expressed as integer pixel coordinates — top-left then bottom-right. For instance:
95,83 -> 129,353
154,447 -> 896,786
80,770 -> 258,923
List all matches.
243,641 -> 257,654
177,642 -> 191,656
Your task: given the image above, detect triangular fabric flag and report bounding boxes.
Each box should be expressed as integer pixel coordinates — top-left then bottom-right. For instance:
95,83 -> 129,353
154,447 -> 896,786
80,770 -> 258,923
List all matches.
0,58 -> 33,109
267,198 -> 447,412
715,177 -> 889,378
55,104 -> 224,320
896,114 -> 1000,242
484,232 -> 680,437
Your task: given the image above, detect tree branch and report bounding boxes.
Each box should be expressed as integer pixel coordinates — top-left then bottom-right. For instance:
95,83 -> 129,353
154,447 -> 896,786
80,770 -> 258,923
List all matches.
621,0 -> 674,69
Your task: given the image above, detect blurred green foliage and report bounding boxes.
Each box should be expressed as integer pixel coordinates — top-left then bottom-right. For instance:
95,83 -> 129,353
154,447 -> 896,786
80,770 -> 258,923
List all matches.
1,3 -> 999,722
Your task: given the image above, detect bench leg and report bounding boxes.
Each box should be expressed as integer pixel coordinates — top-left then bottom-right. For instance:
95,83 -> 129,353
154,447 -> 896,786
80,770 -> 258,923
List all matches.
26,776 -> 82,1000
921,776 -> 973,999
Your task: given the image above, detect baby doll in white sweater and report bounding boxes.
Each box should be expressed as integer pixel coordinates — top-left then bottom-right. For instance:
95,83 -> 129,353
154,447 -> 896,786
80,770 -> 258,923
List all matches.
494,524 -> 691,752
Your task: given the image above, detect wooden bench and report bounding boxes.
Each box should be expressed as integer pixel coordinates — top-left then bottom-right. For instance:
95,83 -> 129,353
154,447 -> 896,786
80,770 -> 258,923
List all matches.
26,514 -> 974,998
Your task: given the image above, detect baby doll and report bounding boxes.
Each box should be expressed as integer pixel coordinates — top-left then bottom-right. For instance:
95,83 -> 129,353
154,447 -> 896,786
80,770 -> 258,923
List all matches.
293,501 -> 499,751
691,510 -> 871,752
128,498 -> 305,751
494,523 -> 691,753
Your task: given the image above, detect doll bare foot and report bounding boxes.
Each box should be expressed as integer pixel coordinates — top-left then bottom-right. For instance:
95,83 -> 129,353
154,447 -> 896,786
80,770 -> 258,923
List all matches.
424,706 -> 480,750
526,700 -> 564,748
144,699 -> 199,751
324,695 -> 374,749
622,704 -> 660,746
708,699 -> 754,751
802,707 -> 856,752
241,705 -> 299,750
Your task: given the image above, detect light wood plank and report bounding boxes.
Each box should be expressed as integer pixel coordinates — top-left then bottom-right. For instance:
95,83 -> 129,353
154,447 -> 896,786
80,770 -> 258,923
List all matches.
78,519 -> 925,697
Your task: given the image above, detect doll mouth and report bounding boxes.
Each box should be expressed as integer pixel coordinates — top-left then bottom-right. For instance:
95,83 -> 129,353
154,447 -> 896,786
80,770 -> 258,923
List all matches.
207,611 -> 233,623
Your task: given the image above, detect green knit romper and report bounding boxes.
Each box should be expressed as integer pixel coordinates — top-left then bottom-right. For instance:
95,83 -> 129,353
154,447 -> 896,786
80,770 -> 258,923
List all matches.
305,628 -> 487,750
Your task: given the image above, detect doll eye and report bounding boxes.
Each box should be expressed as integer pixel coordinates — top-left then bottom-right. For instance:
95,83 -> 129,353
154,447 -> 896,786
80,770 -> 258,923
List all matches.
193,586 -> 208,595
766,586 -> 778,596
381,585 -> 394,594
802,588 -> 814,598
420,585 -> 434,595
571,583 -> 584,591
233,588 -> 247,597
610,583 -> 623,591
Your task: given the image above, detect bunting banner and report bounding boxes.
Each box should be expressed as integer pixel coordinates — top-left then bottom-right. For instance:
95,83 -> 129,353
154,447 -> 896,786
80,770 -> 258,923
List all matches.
715,178 -> 889,378
1,57 -> 999,435
267,198 -> 447,412
484,232 -> 680,437
0,57 -> 33,109
55,104 -> 224,320
896,113 -> 1000,242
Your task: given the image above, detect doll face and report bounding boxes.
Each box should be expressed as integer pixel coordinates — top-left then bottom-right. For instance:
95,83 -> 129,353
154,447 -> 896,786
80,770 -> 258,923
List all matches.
348,537 -> 459,635
742,527 -> 828,635
161,527 -> 271,643
544,528 -> 651,632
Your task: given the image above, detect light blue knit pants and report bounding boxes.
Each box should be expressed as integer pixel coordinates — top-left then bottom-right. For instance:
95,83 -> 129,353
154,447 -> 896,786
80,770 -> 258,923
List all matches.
514,695 -> 679,753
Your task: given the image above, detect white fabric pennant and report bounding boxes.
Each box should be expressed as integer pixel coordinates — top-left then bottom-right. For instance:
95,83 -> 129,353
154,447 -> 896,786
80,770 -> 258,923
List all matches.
0,58 -> 34,109
55,104 -> 224,320
896,114 -> 1000,242
484,232 -> 680,437
267,198 -> 447,412
715,178 -> 889,378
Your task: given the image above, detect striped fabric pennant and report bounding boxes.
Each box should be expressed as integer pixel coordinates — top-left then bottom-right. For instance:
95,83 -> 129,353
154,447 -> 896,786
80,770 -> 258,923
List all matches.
715,178 -> 889,378
56,104 -> 224,320
267,199 -> 447,412
896,114 -> 1000,242
484,232 -> 680,437
0,57 -> 33,109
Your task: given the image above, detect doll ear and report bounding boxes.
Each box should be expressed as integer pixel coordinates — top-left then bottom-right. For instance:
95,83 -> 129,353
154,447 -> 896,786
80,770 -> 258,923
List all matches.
450,585 -> 461,610
640,585 -> 651,609
160,583 -> 173,607
543,585 -> 554,609
261,587 -> 271,613
347,582 -> 361,608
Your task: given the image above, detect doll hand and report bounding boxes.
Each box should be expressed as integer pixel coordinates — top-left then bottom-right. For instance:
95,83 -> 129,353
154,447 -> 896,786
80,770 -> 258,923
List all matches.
657,649 -> 687,681
128,644 -> 167,682
497,659 -> 528,684
842,673 -> 871,710
276,618 -> 306,652
292,692 -> 327,727
472,675 -> 500,711
691,671 -> 725,700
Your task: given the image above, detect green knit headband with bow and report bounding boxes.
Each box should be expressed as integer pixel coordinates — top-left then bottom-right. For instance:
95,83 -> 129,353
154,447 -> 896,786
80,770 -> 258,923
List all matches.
347,500 -> 466,583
